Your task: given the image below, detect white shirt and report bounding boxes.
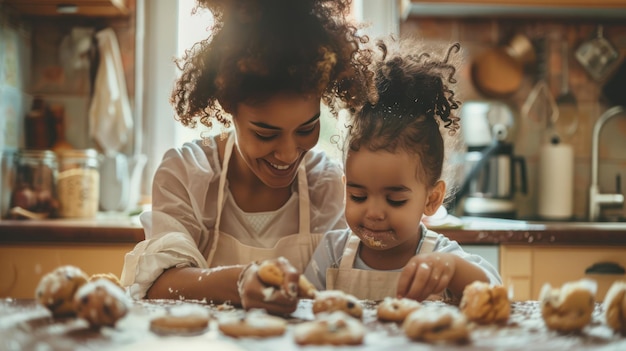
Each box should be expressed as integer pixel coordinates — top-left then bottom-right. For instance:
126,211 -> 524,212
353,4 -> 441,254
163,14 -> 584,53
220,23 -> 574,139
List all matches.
121,134 -> 347,298
304,224 -> 502,291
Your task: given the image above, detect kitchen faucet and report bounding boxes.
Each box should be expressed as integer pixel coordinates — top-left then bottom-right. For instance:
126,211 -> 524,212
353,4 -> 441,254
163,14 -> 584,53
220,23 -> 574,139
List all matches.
589,105 -> 625,221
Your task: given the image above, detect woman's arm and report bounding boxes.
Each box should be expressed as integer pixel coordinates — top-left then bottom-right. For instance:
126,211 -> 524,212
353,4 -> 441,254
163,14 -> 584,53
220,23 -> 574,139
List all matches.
146,265 -> 243,304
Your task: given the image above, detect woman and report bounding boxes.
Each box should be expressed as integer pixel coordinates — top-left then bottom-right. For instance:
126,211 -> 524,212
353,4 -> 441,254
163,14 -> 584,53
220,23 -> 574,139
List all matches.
121,0 -> 372,315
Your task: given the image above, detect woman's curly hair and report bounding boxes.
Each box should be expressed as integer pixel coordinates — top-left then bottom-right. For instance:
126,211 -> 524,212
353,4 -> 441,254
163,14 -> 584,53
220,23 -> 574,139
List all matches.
171,0 -> 373,129
347,38 -> 462,188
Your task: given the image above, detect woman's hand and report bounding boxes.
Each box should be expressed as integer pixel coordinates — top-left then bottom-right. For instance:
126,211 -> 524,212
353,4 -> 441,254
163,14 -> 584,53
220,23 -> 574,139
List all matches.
237,257 -> 300,315
397,253 -> 456,301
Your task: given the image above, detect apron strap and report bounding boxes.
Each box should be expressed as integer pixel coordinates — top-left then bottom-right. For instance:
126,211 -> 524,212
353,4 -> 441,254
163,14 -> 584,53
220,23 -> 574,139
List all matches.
338,233 -> 360,270
296,164 -> 310,234
419,229 -> 439,253
207,134 -> 234,265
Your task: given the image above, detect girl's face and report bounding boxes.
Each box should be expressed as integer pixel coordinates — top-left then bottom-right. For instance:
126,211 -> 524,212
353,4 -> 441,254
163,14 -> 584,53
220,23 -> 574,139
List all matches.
233,93 -> 321,189
344,148 -> 444,252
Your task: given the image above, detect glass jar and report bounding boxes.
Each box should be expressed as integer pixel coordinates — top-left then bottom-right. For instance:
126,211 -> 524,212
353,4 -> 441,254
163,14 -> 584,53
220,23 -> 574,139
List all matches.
11,150 -> 59,218
1,149 -> 18,219
57,149 -> 100,218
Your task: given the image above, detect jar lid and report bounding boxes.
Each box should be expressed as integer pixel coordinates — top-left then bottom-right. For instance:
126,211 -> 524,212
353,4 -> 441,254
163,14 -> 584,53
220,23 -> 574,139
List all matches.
58,149 -> 99,159
18,149 -> 57,160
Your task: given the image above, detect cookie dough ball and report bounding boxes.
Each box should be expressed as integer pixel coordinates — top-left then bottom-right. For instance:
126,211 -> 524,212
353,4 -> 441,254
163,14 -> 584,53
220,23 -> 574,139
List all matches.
604,281 -> 626,336
218,309 -> 287,338
257,258 -> 318,298
460,281 -> 510,324
150,305 -> 211,336
377,297 -> 421,323
312,290 -> 363,319
89,273 -> 123,289
35,265 -> 89,317
403,305 -> 470,344
294,311 -> 365,346
540,278 -> 597,333
74,278 -> 131,329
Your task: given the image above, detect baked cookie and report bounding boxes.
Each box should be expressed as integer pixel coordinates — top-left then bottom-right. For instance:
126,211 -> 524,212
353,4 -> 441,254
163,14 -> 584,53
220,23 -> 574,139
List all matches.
218,309 -> 287,338
35,265 -> 89,317
604,281 -> 626,336
460,281 -> 510,324
89,272 -> 123,289
294,310 -> 365,345
74,278 -> 132,328
257,258 -> 318,298
312,290 -> 363,319
150,305 -> 211,336
540,278 -> 597,333
403,305 -> 470,344
376,297 -> 421,323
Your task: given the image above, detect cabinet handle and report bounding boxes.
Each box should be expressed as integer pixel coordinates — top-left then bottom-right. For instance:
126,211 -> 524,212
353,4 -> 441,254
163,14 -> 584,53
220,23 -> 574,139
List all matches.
585,262 -> 625,275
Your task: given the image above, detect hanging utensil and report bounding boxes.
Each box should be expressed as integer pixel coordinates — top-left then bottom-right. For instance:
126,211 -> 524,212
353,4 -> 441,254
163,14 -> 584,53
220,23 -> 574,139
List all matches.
522,39 -> 558,137
575,25 -> 619,81
555,41 -> 579,139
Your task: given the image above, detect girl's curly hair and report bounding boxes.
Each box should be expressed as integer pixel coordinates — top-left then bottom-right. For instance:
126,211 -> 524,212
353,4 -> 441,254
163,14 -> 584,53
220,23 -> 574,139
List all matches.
347,38 -> 462,188
171,0 -> 373,129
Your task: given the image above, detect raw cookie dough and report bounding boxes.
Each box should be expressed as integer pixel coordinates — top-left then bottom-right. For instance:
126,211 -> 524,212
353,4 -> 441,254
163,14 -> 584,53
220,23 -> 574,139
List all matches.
604,281 -> 626,336
257,258 -> 318,298
89,272 -> 123,289
74,278 -> 131,328
460,281 -> 510,324
150,305 -> 211,336
35,265 -> 89,317
540,278 -> 597,333
312,290 -> 363,319
403,305 -> 470,344
376,297 -> 421,323
293,311 -> 365,346
218,309 -> 287,338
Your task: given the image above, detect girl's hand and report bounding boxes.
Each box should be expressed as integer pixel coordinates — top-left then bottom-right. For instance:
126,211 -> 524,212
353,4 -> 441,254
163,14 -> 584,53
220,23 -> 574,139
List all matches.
397,253 -> 456,301
237,257 -> 300,315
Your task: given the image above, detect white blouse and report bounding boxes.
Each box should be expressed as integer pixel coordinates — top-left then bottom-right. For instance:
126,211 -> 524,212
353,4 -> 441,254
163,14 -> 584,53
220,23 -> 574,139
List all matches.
121,134 -> 347,299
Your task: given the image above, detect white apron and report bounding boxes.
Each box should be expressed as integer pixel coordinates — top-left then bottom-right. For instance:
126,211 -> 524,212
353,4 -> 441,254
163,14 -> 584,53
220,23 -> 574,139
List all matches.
207,135 -> 322,273
327,230 -> 439,301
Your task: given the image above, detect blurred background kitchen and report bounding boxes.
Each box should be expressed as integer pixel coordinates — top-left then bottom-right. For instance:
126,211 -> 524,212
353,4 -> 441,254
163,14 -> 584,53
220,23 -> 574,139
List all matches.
0,0 -> 625,223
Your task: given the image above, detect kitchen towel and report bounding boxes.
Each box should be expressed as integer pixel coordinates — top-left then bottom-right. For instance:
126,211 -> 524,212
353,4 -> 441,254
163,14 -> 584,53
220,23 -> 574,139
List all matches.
537,140 -> 574,220
88,28 -> 133,155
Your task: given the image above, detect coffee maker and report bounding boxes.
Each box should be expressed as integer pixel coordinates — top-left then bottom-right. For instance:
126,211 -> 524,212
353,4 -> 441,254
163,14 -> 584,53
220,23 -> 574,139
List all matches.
453,101 -> 527,219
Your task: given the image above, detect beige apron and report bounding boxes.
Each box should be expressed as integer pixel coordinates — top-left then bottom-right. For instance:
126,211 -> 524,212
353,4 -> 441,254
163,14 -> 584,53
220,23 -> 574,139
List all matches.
326,230 -> 439,300
207,135 -> 322,273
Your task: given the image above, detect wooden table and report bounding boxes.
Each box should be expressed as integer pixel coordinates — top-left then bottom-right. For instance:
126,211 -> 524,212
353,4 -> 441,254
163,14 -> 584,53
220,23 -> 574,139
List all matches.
1,298 -> 625,350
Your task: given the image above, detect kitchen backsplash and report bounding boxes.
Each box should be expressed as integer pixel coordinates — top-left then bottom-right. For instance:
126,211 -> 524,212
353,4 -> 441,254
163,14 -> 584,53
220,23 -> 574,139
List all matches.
400,17 -> 626,221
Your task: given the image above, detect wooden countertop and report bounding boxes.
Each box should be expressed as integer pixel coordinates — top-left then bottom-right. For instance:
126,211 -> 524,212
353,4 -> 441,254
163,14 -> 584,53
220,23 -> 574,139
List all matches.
1,298 -> 625,350
1,216 -> 625,246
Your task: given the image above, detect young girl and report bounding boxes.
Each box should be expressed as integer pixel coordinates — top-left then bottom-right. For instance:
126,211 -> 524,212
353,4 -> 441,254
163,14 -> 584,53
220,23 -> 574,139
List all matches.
304,39 -> 501,302
121,0 -> 372,315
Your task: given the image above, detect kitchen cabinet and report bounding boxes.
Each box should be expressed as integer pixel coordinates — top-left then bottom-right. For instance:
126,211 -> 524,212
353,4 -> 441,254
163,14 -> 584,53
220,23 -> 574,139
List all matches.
4,0 -> 130,17
410,0 -> 626,7
0,243 -> 134,299
500,245 -> 626,302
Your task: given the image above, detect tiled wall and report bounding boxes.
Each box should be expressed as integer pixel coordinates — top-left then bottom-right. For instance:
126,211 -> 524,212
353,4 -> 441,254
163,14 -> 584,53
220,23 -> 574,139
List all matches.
400,17 -> 626,221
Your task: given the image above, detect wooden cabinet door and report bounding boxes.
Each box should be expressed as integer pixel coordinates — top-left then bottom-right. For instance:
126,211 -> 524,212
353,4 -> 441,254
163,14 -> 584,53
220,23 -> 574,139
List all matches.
0,244 -> 134,299
501,245 -> 626,302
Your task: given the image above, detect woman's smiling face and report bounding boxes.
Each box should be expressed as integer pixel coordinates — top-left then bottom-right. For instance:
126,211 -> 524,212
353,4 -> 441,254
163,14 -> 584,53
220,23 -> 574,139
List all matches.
233,93 -> 321,189
344,148 -> 438,251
